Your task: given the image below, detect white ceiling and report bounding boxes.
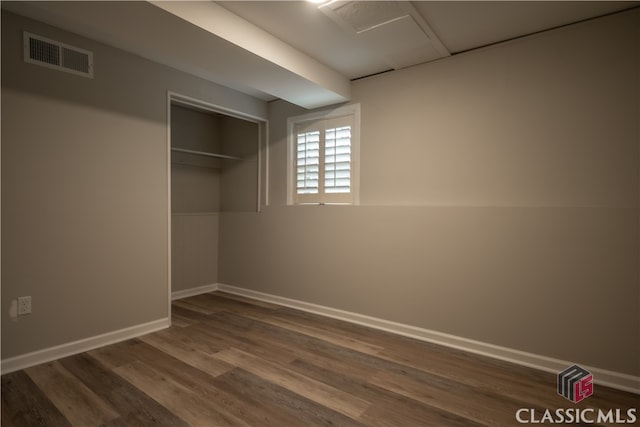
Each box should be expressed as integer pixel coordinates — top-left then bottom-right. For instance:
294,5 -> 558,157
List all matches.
3,1 -> 638,109
220,1 -> 638,79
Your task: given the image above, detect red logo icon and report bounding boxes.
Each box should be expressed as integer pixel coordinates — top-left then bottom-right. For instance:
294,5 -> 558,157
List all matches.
558,364 -> 593,403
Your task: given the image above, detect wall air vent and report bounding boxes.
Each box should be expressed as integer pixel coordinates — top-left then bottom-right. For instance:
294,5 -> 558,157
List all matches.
24,32 -> 94,78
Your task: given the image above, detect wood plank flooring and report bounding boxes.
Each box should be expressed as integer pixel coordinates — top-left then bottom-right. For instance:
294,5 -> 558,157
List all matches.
2,291 -> 638,426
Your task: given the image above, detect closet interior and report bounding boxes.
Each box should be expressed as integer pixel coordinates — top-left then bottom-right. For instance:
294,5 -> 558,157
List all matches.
170,102 -> 259,294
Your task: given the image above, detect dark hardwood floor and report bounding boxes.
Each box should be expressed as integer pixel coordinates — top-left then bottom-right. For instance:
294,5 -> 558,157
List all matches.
2,291 -> 637,426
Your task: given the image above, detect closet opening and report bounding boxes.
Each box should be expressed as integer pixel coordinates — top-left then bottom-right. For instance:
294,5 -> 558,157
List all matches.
167,92 -> 267,306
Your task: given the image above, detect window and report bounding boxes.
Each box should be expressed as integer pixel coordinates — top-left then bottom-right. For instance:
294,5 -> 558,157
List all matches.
287,104 -> 360,205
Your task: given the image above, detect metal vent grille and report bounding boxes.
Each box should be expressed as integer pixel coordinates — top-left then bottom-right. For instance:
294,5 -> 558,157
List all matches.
24,32 -> 93,78
62,47 -> 90,73
29,37 -> 60,66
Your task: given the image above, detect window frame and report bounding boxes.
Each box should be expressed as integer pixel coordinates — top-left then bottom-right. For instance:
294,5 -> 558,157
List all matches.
287,104 -> 361,205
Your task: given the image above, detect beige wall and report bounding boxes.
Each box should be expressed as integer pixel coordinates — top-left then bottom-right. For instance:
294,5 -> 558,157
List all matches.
220,116 -> 260,212
219,10 -> 640,376
1,11 -> 266,360
172,213 -> 219,292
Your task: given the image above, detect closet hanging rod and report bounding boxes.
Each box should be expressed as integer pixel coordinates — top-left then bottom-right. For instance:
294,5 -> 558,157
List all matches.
171,147 -> 241,160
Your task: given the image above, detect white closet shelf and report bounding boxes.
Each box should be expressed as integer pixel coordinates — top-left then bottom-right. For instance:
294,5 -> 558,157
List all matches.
171,147 -> 241,160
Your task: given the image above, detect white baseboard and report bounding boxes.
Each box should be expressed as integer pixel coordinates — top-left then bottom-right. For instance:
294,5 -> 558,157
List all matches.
5,284 -> 636,395
0,318 -> 170,375
171,283 -> 219,300
2,280 -> 218,374
217,284 -> 640,395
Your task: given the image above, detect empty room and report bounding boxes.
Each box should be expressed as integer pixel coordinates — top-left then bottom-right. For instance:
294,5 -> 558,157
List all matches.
1,1 -> 639,425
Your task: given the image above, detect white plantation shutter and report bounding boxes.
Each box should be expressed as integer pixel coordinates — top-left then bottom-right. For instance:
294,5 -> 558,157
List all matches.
322,115 -> 353,203
296,129 -> 320,195
295,121 -> 322,204
324,127 -> 351,193
289,105 -> 359,205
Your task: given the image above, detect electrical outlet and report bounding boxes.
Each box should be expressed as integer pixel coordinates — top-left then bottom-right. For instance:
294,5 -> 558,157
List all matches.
17,296 -> 31,315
